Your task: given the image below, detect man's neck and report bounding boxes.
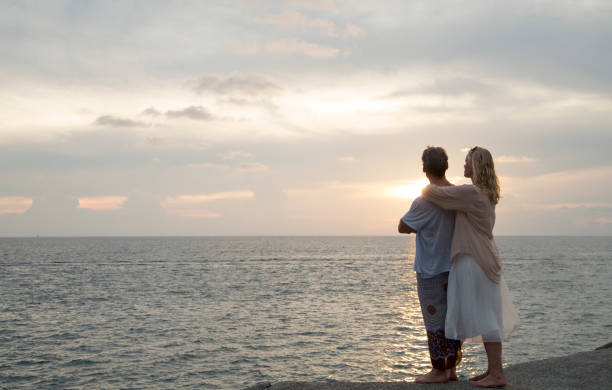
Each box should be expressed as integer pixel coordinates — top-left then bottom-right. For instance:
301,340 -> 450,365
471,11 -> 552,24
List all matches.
428,175 -> 452,186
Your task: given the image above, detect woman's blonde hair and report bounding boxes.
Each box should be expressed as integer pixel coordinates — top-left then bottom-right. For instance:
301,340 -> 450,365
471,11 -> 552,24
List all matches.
467,147 -> 501,205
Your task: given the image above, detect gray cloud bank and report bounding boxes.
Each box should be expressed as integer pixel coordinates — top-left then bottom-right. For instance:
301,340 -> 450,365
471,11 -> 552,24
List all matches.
94,115 -> 147,127
1,1 -> 610,95
165,106 -> 212,121
141,107 -> 162,117
191,74 -> 281,96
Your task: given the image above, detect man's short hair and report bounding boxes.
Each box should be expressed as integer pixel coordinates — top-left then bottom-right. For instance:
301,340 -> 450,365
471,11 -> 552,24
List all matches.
421,146 -> 448,178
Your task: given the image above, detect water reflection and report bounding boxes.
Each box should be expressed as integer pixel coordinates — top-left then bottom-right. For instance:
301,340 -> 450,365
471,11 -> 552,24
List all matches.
380,272 -> 434,380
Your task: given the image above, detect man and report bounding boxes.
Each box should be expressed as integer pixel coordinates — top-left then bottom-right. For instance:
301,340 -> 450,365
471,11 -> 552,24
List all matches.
398,146 -> 462,383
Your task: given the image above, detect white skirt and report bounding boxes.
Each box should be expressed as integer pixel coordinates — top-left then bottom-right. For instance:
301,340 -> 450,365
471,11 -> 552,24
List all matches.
445,254 -> 520,342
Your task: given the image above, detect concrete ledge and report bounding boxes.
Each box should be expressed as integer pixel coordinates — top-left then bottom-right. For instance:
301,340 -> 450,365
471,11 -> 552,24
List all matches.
244,344 -> 612,390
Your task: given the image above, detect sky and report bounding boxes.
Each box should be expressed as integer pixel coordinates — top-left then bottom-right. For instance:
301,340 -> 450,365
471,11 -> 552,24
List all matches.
1,0 -> 611,236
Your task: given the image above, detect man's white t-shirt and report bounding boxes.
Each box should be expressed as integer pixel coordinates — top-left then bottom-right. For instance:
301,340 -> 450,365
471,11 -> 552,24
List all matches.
402,197 -> 455,278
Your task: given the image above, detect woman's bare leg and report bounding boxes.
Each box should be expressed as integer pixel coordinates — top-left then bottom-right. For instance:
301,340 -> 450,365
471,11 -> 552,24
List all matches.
469,370 -> 489,382
470,342 -> 507,387
414,366 -> 459,383
414,368 -> 449,383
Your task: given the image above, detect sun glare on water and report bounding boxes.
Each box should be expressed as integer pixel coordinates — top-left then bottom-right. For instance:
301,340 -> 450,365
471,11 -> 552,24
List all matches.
387,178 -> 430,199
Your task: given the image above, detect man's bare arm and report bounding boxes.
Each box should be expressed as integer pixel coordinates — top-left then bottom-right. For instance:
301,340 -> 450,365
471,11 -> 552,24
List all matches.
398,219 -> 417,234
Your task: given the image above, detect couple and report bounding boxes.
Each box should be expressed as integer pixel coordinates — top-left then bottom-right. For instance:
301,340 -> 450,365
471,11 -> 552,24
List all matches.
398,146 -> 519,387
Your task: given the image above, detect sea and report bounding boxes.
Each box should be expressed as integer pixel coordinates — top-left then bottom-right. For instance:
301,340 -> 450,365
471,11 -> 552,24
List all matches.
1,236 -> 611,389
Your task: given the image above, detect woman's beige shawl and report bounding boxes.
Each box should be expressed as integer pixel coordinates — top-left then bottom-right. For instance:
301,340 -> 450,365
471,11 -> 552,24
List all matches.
422,184 -> 501,283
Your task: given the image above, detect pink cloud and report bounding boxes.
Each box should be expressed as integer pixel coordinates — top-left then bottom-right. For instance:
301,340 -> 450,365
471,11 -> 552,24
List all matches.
258,10 -> 363,38
592,217 -> 612,225
161,191 -> 254,206
265,38 -> 339,58
0,197 -> 33,215
78,196 -> 128,211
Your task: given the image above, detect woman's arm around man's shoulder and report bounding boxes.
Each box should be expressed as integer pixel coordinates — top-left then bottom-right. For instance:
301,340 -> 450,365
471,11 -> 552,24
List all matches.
422,184 -> 478,212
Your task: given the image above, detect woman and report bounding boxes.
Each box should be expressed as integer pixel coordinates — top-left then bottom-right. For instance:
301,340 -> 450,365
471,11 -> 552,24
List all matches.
422,147 -> 519,388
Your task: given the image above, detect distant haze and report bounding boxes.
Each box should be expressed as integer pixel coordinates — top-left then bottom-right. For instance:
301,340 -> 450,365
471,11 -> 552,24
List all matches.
1,1 -> 611,236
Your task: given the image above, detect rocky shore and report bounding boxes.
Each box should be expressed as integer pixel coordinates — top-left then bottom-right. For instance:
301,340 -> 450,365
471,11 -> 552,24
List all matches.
244,343 -> 612,390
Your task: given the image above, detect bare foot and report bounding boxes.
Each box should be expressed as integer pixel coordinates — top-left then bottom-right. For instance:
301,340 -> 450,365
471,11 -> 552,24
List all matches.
414,369 -> 450,384
448,368 -> 458,381
469,373 -> 507,388
469,370 -> 489,382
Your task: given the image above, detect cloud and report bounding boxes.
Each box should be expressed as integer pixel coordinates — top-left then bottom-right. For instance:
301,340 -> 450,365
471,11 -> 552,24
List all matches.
233,41 -> 261,55
0,197 -> 33,215
93,115 -> 147,127
220,150 -> 252,160
161,191 -> 255,206
266,37 -> 339,57
187,162 -> 217,169
165,106 -> 212,120
287,0 -> 338,13
235,38 -> 339,58
141,106 -> 162,117
234,162 -> 269,173
258,10 -> 363,38
145,137 -> 165,146
338,156 -> 355,162
387,77 -> 497,99
495,155 -> 537,163
216,97 -> 279,112
344,24 -> 363,38
191,73 -> 281,96
590,217 -> 612,225
167,210 -> 220,219
186,157 -> 268,174
78,196 -> 128,211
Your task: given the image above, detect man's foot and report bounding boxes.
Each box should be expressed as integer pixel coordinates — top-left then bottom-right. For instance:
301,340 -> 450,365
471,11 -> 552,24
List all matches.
469,373 -> 507,388
469,370 -> 489,382
414,369 -> 450,383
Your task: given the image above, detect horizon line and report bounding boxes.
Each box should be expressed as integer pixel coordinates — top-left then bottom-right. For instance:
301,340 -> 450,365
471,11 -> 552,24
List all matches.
1,234 -> 610,238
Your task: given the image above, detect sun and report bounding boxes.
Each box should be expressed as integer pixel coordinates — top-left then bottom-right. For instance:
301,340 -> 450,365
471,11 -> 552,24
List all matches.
387,178 -> 430,199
